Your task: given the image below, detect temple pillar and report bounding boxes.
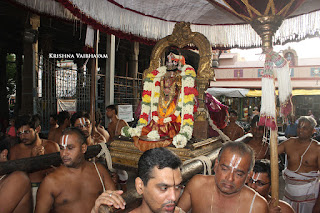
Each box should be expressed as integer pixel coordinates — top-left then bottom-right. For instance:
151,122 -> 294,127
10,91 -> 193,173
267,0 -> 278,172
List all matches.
129,42 -> 139,110
21,14 -> 40,114
105,34 -> 115,126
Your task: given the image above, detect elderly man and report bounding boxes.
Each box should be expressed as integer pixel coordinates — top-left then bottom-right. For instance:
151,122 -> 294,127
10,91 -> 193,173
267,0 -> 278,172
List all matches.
178,142 -> 268,212
248,159 -> 294,213
92,147 -> 184,213
278,116 -> 320,213
35,127 -> 125,213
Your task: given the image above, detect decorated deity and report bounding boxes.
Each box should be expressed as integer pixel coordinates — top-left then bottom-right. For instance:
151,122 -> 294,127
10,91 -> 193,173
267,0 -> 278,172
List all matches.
121,53 -> 198,151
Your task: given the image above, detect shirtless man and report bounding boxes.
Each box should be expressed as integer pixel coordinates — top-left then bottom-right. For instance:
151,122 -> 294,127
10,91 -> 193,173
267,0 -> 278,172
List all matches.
9,114 -> 59,206
92,147 -> 184,213
48,111 -> 70,143
47,113 -> 58,140
35,127 -> 125,213
0,142 -> 32,213
248,159 -> 294,213
178,142 -> 268,213
278,116 -> 320,213
95,110 -> 110,142
223,110 -> 244,141
106,105 -> 128,142
71,111 -> 106,146
246,117 -> 269,159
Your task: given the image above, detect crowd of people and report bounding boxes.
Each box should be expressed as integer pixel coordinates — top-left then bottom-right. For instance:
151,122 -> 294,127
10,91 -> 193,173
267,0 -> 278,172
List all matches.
0,106 -> 319,213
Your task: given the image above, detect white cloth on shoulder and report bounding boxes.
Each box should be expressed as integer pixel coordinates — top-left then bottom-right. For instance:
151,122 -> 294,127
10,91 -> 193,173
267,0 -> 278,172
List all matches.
283,168 -> 319,213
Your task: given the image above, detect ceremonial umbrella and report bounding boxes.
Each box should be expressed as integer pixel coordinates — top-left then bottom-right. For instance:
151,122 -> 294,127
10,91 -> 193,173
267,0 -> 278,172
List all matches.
10,0 -> 320,48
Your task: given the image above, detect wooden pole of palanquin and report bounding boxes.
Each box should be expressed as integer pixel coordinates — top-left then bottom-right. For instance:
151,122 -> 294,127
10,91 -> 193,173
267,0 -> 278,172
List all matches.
250,15 -> 284,206
90,30 -> 99,131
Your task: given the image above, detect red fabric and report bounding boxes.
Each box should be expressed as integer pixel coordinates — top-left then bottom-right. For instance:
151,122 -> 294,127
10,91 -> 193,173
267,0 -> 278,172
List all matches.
259,115 -> 277,130
83,46 -> 95,53
170,114 -> 177,122
280,97 -> 293,117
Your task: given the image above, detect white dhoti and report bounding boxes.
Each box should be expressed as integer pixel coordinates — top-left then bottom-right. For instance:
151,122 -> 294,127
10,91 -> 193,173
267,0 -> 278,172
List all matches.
31,182 -> 41,212
283,168 -> 319,213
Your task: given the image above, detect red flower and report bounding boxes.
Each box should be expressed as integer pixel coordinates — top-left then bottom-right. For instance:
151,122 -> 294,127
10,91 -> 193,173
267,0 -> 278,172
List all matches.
151,70 -> 159,76
152,111 -> 158,117
142,90 -> 152,97
140,113 -> 149,120
155,81 -> 161,86
183,114 -> 194,121
184,87 -> 198,96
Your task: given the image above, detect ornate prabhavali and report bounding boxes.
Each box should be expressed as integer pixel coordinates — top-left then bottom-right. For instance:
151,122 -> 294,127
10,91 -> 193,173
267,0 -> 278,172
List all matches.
143,22 -> 214,80
110,22 -> 222,168
143,22 -> 215,123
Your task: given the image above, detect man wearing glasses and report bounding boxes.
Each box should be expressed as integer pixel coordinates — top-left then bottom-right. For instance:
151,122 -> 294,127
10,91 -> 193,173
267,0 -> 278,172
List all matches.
9,114 -> 59,208
71,111 -> 106,146
248,159 -> 294,213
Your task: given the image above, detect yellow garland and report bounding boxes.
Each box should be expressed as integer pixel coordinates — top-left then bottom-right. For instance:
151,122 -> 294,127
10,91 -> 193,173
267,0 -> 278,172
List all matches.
184,94 -> 194,103
183,119 -> 193,126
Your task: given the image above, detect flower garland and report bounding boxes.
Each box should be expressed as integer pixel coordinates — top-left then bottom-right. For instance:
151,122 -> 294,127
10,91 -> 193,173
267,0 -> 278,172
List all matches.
121,65 -> 197,148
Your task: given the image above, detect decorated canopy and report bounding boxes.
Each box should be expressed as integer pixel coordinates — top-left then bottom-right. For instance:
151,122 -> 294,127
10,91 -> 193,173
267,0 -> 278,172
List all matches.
10,0 -> 320,48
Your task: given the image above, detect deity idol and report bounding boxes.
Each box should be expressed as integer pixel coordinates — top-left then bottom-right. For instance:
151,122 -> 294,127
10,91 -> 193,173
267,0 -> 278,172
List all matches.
121,53 -> 198,151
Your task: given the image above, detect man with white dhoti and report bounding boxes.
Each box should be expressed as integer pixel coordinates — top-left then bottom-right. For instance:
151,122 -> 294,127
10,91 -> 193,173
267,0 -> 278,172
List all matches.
278,116 -> 320,213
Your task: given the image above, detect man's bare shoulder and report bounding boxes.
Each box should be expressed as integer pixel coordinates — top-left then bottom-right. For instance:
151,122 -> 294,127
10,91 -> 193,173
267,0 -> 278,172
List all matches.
279,137 -> 297,148
243,186 -> 268,212
42,166 -> 69,185
9,144 -> 26,159
42,139 -> 59,152
186,174 -> 214,191
6,171 -> 30,184
279,200 -> 295,213
119,120 -> 129,127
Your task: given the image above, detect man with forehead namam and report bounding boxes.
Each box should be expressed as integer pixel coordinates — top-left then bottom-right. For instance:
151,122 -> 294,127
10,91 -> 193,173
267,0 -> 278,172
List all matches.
278,116 -> 320,213
35,127 -> 125,213
248,159 -> 294,213
9,114 -> 59,207
178,142 -> 268,213
71,111 -> 106,146
93,147 -> 184,213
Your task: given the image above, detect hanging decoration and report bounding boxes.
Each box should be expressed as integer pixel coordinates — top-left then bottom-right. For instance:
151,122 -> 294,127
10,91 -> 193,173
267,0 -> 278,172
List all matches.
259,50 -> 292,130
84,25 -> 95,53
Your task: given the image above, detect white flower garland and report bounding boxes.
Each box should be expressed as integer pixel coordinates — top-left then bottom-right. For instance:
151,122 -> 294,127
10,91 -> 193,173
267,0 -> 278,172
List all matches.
121,65 -> 197,148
